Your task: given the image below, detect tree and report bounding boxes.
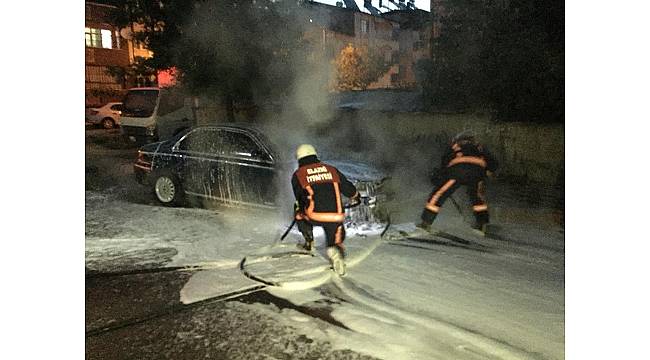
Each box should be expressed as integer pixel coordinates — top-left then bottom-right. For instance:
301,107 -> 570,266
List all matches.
430,0 -> 487,110
334,44 -> 390,90
428,0 -> 564,123
109,0 -> 307,121
106,56 -> 158,88
480,0 -> 564,123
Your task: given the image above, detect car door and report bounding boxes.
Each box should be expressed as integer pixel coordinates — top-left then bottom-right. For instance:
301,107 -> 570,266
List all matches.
210,129 -> 276,207
173,128 -> 214,197
110,104 -> 122,123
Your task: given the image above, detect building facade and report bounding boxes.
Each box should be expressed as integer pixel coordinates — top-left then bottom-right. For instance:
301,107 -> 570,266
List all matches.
301,1 -> 431,90
85,1 -> 431,106
85,1 -> 154,106
382,9 -> 432,88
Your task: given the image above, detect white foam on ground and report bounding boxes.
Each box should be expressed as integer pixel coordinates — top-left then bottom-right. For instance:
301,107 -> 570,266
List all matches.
247,223 -> 564,360
87,190 -> 564,359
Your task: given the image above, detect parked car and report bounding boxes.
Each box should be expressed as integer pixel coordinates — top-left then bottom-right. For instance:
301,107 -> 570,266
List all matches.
86,102 -> 122,129
120,87 -> 195,144
133,124 -> 387,223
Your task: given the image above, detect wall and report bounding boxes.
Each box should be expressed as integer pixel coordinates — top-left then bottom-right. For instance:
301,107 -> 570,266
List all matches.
258,108 -> 564,186
358,111 -> 565,185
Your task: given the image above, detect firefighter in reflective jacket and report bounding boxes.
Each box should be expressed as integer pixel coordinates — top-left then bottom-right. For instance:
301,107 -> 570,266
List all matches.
418,131 -> 499,234
291,144 -> 359,275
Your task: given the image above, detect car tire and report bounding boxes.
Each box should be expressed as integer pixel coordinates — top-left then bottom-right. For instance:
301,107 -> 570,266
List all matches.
102,118 -> 116,129
152,170 -> 183,206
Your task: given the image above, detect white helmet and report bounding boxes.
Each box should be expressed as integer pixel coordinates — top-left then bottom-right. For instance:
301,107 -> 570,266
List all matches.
452,130 -> 476,144
296,144 -> 317,160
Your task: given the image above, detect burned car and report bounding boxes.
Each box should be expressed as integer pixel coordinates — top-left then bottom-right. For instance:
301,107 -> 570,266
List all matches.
133,124 -> 387,223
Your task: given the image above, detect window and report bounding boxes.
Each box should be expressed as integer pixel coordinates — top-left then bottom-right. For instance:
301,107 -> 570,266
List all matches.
101,29 -> 112,48
122,89 -> 159,118
360,19 -> 368,34
110,104 -> 122,111
85,28 -> 101,48
85,27 -> 112,49
178,129 -> 217,154
391,28 -> 400,40
222,132 -> 263,158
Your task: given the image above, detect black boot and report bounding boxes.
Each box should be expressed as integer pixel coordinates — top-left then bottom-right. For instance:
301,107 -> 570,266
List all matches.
298,232 -> 314,251
471,222 -> 488,236
415,221 -> 438,236
301,240 -> 314,251
416,222 -> 432,232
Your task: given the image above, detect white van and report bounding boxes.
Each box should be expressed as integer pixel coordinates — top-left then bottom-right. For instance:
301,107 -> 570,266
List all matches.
120,87 -> 196,143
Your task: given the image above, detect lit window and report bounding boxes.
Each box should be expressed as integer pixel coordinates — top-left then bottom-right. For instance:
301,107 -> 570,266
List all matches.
101,29 -> 113,49
85,27 -> 102,48
85,27 -> 113,49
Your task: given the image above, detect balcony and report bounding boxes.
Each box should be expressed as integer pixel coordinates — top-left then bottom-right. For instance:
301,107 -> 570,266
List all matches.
85,47 -> 130,67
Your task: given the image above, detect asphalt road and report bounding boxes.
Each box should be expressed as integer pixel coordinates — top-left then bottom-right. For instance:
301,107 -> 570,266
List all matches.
86,270 -> 381,360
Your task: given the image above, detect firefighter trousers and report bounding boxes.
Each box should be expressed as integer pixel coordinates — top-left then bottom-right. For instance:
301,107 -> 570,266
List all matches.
296,218 -> 346,250
421,170 -> 489,228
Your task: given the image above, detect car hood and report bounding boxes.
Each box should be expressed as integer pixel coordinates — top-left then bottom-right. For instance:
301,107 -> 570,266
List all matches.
326,159 -> 387,183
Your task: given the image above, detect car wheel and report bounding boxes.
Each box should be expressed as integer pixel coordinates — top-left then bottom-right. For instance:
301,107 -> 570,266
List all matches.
152,171 -> 183,206
102,118 -> 115,129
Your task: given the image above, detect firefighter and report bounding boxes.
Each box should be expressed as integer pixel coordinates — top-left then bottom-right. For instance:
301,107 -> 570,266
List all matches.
417,131 -> 499,235
291,144 -> 360,276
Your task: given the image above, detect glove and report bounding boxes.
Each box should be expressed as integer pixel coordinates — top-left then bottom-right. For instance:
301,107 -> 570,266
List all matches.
348,193 -> 361,207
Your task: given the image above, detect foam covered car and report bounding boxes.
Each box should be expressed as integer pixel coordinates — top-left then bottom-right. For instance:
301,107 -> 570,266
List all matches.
133,125 -> 387,223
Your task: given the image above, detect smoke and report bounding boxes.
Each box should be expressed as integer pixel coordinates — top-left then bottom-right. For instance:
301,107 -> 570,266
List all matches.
167,1 -> 456,223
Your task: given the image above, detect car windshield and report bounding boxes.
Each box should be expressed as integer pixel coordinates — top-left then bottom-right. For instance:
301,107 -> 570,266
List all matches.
122,90 -> 159,118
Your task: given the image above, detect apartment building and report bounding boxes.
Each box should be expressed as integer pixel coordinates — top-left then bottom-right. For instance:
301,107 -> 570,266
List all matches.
85,0 -> 430,106
301,1 -> 431,89
85,1 -> 154,106
382,8 -> 432,88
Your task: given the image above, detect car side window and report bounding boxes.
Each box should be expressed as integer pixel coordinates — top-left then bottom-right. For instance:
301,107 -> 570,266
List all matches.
110,104 -> 122,111
222,131 -> 267,160
178,129 -> 215,154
